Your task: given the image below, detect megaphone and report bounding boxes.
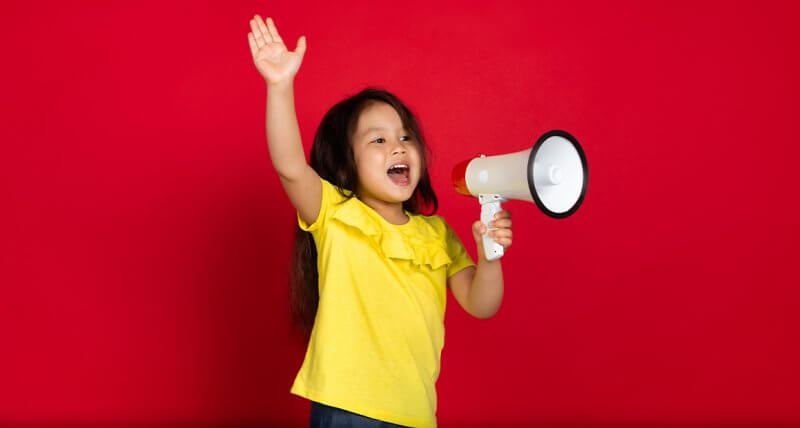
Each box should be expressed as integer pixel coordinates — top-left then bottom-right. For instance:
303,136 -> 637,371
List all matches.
452,130 -> 588,261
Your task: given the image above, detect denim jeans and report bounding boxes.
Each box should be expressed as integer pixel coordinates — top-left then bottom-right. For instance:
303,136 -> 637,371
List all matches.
310,401 -> 410,428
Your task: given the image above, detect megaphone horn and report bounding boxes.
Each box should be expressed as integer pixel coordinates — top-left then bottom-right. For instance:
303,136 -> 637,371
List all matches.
452,130 -> 588,261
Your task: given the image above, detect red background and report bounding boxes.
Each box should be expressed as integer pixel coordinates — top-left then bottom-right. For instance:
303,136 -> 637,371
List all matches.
3,0 -> 799,426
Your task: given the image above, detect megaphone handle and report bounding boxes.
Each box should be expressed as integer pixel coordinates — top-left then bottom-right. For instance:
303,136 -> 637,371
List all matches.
479,194 -> 505,262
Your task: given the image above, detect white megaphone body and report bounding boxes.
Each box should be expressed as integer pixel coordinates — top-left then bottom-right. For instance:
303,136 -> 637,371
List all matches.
452,130 -> 588,261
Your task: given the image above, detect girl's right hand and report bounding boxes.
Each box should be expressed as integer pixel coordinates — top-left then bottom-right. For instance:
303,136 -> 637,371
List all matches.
248,15 -> 306,86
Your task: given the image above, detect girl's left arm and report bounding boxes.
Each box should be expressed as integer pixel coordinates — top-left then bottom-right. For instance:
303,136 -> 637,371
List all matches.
448,210 -> 512,319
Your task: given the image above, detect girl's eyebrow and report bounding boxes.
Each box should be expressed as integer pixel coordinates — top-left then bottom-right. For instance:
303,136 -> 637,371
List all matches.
360,126 -> 407,137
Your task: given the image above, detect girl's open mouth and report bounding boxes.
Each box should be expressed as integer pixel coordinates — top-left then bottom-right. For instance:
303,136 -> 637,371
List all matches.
387,164 -> 410,186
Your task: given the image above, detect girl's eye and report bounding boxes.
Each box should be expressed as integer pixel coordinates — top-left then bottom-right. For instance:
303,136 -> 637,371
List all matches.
371,136 -> 412,144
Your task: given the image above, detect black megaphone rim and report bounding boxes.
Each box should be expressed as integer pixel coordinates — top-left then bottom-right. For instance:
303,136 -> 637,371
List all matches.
527,129 -> 589,219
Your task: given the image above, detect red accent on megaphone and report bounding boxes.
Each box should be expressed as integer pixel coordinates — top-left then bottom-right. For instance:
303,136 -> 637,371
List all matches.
451,158 -> 473,196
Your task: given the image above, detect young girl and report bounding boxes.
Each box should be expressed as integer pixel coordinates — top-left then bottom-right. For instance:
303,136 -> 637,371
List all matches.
248,14 -> 513,428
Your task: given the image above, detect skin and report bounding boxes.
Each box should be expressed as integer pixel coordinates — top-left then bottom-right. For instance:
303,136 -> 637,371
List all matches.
248,14 -> 512,319
348,103 -> 512,319
350,101 -> 422,225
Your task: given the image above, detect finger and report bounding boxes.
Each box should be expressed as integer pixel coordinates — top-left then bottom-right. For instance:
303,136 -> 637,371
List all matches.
494,210 -> 512,220
491,218 -> 512,229
490,229 -> 512,239
250,19 -> 266,48
255,15 -> 273,43
487,230 -> 510,246
266,17 -> 283,44
247,32 -> 257,57
498,238 -> 512,248
295,35 -> 307,56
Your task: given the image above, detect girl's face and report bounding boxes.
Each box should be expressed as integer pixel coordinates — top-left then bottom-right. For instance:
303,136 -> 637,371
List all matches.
351,102 -> 422,208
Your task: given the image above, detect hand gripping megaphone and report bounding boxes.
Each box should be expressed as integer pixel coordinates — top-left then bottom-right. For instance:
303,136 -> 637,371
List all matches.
452,130 -> 588,261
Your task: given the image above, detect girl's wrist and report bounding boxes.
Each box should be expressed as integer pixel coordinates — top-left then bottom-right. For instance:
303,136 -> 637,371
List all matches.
267,78 -> 294,91
476,248 -> 501,266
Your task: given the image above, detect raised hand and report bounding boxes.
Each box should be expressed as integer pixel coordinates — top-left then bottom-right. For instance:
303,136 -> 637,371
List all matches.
248,15 -> 306,86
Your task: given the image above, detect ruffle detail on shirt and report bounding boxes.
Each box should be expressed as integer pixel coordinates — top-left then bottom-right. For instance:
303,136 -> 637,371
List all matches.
331,198 -> 452,271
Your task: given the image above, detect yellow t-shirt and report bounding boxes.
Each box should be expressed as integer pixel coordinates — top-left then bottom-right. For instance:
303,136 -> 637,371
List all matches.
290,176 -> 475,427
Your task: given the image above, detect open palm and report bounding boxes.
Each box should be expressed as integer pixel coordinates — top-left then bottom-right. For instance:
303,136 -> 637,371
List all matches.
248,15 -> 306,85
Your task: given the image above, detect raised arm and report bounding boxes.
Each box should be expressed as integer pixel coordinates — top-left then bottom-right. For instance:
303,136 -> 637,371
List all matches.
248,14 -> 321,226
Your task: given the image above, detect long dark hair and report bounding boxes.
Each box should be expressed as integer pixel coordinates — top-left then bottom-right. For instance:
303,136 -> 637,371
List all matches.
289,87 -> 439,339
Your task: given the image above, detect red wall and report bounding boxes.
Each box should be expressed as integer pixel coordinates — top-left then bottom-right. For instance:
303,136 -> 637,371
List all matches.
3,0 -> 799,426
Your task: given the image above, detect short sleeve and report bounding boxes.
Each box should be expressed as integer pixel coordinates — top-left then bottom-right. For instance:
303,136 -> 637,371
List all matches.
297,176 -> 348,232
444,221 -> 476,278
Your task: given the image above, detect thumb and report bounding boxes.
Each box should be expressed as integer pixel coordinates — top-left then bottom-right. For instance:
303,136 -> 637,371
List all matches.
471,220 -> 487,244
295,35 -> 307,56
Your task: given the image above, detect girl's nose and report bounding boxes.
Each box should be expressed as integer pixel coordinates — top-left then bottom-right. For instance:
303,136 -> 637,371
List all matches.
391,143 -> 406,155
